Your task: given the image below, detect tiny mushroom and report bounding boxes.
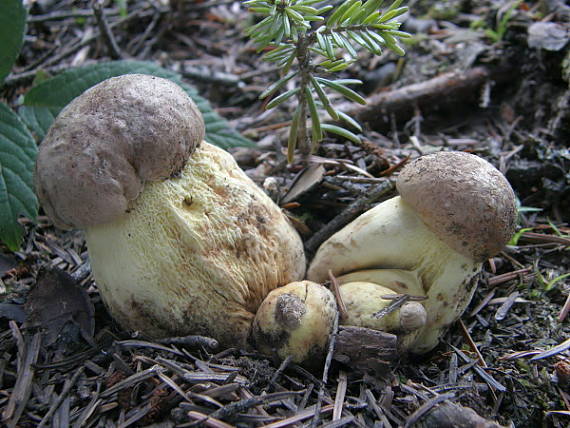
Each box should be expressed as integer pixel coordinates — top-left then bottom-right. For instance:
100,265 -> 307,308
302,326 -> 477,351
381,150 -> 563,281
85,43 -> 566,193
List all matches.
35,74 -> 306,348
251,280 -> 338,364
308,152 -> 517,354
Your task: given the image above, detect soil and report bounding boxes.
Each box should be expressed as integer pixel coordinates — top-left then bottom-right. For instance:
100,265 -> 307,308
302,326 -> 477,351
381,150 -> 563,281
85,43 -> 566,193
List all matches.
1,0 -> 569,427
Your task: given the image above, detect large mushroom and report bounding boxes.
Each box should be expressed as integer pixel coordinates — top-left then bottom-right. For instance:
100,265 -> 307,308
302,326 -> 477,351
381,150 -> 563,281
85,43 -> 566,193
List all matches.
308,152 -> 517,353
35,74 -> 306,347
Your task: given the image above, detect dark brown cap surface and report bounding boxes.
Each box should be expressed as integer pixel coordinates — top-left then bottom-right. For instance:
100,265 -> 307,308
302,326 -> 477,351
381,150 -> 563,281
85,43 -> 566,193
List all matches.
35,74 -> 205,229
396,152 -> 517,261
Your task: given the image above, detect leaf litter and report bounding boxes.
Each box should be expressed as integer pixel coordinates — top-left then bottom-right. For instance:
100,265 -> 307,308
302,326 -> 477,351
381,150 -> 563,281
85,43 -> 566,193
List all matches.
1,0 -> 569,426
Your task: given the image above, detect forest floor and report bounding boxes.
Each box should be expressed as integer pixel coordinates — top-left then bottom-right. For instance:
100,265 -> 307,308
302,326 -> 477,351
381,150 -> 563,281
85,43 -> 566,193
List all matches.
1,0 -> 569,427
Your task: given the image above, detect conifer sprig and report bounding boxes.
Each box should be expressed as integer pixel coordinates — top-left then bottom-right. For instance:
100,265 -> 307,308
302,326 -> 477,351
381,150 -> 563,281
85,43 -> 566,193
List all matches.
244,0 -> 411,162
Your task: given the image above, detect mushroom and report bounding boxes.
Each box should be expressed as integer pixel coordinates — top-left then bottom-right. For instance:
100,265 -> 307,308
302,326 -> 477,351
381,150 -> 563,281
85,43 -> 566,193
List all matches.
35,74 -> 306,347
308,152 -> 517,353
251,280 -> 337,363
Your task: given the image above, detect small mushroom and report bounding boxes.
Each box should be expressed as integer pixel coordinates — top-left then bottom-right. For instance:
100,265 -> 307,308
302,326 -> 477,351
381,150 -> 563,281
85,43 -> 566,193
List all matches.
35,74 -> 306,347
308,152 -> 517,353
251,281 -> 337,363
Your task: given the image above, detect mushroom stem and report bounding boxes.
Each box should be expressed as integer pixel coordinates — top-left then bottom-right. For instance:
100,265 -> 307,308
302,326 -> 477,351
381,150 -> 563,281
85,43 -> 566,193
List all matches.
85,142 -> 306,347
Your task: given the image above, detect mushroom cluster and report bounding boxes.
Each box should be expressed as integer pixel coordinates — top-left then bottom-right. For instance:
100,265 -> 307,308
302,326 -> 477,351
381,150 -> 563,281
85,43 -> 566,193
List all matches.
35,73 -> 518,366
35,74 -> 306,348
307,152 -> 518,353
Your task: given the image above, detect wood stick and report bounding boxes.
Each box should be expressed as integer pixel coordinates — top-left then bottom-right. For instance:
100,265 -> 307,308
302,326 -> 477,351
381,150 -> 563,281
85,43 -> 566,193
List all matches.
341,66 -> 512,131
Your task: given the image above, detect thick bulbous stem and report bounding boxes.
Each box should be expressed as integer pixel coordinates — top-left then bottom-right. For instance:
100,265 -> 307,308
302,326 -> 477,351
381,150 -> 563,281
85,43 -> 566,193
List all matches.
86,142 -> 306,347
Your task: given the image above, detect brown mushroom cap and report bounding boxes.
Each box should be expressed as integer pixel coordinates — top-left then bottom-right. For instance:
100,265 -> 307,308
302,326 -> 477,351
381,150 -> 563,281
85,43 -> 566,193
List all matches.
35,74 -> 204,229
396,152 -> 517,262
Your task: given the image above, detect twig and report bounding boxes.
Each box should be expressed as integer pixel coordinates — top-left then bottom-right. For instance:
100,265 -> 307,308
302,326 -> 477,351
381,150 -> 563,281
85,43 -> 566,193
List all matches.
186,411 -> 234,428
403,393 -> 456,428
268,355 -> 292,388
305,180 -> 394,254
310,311 -> 339,428
92,0 -> 124,59
37,367 -> 85,428
458,319 -> 487,368
487,267 -> 532,287
342,65 -> 513,131
27,9 -> 119,23
328,271 -> 348,322
155,335 -> 219,350
372,294 -> 411,319
3,329 -> 42,428
333,371 -> 348,420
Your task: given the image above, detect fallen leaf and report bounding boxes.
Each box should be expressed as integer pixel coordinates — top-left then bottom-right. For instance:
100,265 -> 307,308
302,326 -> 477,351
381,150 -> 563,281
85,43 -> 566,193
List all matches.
24,266 -> 95,347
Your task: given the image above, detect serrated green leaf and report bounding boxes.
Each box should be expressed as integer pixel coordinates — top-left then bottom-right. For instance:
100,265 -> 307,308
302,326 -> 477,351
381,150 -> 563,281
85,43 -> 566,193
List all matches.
0,0 -> 27,85
20,60 -> 253,149
0,102 -> 38,250
321,123 -> 361,144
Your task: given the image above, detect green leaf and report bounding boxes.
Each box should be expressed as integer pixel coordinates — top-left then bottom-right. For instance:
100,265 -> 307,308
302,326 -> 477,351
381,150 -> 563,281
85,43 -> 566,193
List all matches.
310,75 -> 338,120
265,87 -> 301,109
327,0 -> 357,26
20,60 -> 253,149
378,6 -> 408,23
338,0 -> 363,25
288,104 -> 303,163
337,110 -> 363,132
305,87 -> 322,144
0,102 -> 38,250
0,0 -> 27,85
321,123 -> 361,144
362,0 -> 385,17
315,77 -> 366,104
259,71 -> 299,99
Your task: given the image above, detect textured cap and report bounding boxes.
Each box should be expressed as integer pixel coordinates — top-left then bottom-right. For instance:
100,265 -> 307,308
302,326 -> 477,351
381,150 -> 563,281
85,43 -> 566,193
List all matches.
35,74 -> 205,229
396,152 -> 517,261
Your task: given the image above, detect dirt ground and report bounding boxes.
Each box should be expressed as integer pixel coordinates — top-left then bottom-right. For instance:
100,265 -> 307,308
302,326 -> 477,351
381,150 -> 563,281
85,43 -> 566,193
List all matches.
1,0 -> 569,426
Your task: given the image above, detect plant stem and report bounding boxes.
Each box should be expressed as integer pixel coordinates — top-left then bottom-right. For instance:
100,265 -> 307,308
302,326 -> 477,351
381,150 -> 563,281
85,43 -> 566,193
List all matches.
295,33 -> 312,160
